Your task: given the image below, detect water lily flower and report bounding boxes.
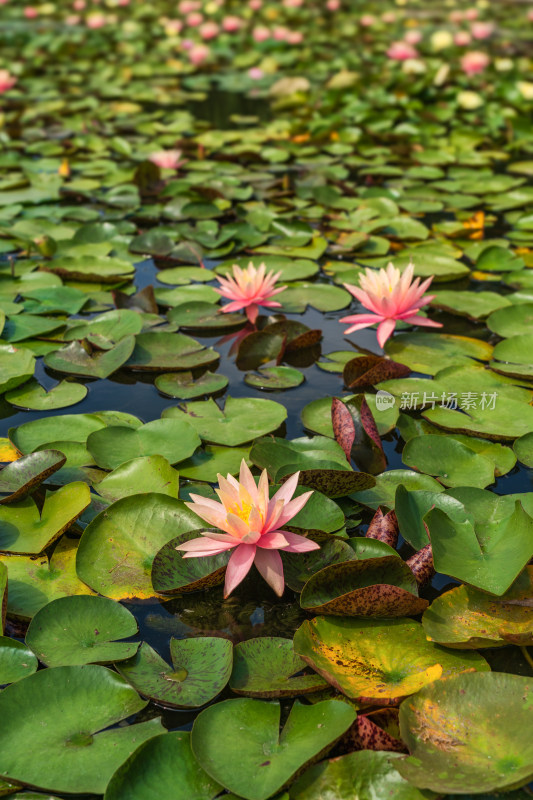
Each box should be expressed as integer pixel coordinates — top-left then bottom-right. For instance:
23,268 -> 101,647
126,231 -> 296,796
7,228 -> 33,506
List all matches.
431,29 -> 453,51
454,31 -> 472,46
222,15 -> 242,32
179,0 -> 201,12
253,25 -> 270,42
86,12 -> 106,27
188,44 -> 210,66
387,42 -> 418,61
360,14 -> 375,27
471,22 -> 494,40
326,0 -> 340,11
340,261 -> 442,348
24,6 -> 38,17
214,261 -> 286,324
149,149 -> 184,170
200,21 -> 219,39
404,30 -> 422,45
249,0 -> 262,10
186,11 -> 204,27
461,50 -> 490,75
177,460 -> 319,597
248,67 -> 264,80
464,7 -> 478,20
0,70 -> 17,94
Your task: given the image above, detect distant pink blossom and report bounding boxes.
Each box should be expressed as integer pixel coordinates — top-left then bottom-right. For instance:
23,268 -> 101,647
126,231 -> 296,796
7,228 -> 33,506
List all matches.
382,11 -> 396,23
454,31 -> 472,46
287,30 -> 303,44
149,149 -> 184,170
340,261 -> 442,348
222,15 -> 241,32
326,0 -> 340,10
0,70 -> 17,94
360,14 -> 375,27
117,0 -> 130,6
248,67 -> 264,80
249,0 -> 262,9
177,460 -> 318,598
165,19 -> 183,33
24,6 -> 38,17
461,50 -> 490,75
253,25 -> 270,42
387,41 -> 418,61
0,0 -> 9,6
449,10 -> 464,22
186,11 -> 203,27
283,0 -> 303,7
200,21 -> 219,39
273,26 -> 289,41
178,0 -> 200,12
404,30 -> 422,45
529,8 -> 533,21
73,0 -> 85,9
471,21 -> 494,40
86,12 -> 106,27
464,7 -> 478,20
188,43 -> 210,66
215,261 -> 286,324
66,14 -> 80,24
181,38 -> 193,50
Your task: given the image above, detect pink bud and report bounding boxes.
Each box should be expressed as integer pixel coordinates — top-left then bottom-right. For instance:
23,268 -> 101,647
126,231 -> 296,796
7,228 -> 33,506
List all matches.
249,0 -> 262,8
387,41 -> 418,61
464,7 -> 478,20
24,6 -> 38,17
273,26 -> 288,40
248,67 -> 264,80
222,15 -> 241,32
253,25 -> 270,42
471,22 -> 494,40
0,70 -> 17,94
286,30 -> 303,44
460,50 -> 490,75
404,30 -> 422,45
186,11 -> 203,27
200,21 -> 219,39
326,0 -> 340,10
454,31 -> 471,46
73,0 -> 85,9
189,43 -> 210,66
360,14 -> 375,27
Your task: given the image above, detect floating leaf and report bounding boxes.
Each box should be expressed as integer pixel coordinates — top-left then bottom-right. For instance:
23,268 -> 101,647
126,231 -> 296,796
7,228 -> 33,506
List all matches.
117,638 -> 232,708
514,432 -> 533,467
126,332 -> 219,371
86,419 -> 200,470
396,672 -> 533,794
5,379 -> 88,410
385,334 -> 492,376
177,445 -> 251,482
191,698 -> 356,800
487,303 -> 533,338
155,371 -> 228,400
229,637 -> 327,697
293,616 -> 488,703
0,636 -> 38,685
244,366 -> 304,390
0,450 -> 66,504
167,302 -> 245,330
44,336 -> 136,379
151,532 -> 228,595
402,434 -> 499,489
94,456 -> 180,502
0,346 -> 35,396
0,665 -> 163,794
25,595 -> 139,667
9,411 -> 141,455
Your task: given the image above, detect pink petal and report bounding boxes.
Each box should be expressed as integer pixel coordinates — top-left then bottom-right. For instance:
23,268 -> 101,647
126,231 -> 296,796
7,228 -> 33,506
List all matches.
276,490 -> 313,528
224,543 -> 256,597
403,316 -> 443,329
176,537 -> 237,556
183,502 -> 228,531
278,530 -> 321,553
254,548 -> 285,596
270,471 -> 300,506
246,304 -> 259,324
377,318 -> 398,348
257,531 -> 290,549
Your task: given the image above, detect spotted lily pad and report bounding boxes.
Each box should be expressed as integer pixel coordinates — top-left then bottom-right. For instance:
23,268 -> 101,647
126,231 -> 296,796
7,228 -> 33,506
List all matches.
5,379 -> 88,410
0,482 -> 90,554
155,371 -> 228,400
293,617 -> 489,704
104,732 -> 222,800
25,595 -> 139,667
151,532 -> 228,595
76,494 -> 201,600
299,557 -> 428,617
117,638 -> 232,708
191,698 -> 356,800
282,539 -> 356,593
229,637 -> 327,698
396,672 -> 533,794
86,419 -> 201,470
0,450 -> 66,504
0,636 -> 38,685
0,665 -> 163,794
422,567 -> 533,648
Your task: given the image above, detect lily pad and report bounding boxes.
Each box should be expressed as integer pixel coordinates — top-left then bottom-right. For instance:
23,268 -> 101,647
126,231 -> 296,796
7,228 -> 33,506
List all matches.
487,303 -> 533,338
396,672 -> 533,794
25,595 -> 139,667
0,450 -> 66,503
244,366 -> 304,390
0,346 -> 35,396
177,445 -> 251,482
385,334 -> 492,376
277,283 -> 351,313
5,379 -> 88,410
299,557 -> 428,617
126,332 -> 219,371
9,411 -> 141,455
0,636 -> 38,685
44,336 -> 136,379
0,482 -> 90,554
86,419 -> 201,470
490,334 -> 533,378
63,310 -> 143,342
76,494 -> 202,600
191,698 -> 356,800
94,456 -> 180,502
163,397 -> 287,446
282,539 -> 356,593
151,532 -> 228,595
167,302 -> 245,330
0,665 -> 163,794
422,567 -> 533,648
293,616 -> 488,703
353,470 -> 444,510
117,638 -> 232,708
514,432 -> 533,467
104,732 -> 222,800
402,434 -> 499,489
155,371 -> 228,399
229,637 -> 328,697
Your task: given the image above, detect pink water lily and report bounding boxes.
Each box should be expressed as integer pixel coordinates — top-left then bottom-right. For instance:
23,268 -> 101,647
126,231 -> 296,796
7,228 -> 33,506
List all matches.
214,261 -> 286,324
340,261 -> 442,348
0,70 -> 17,94
177,460 -> 319,597
149,149 -> 185,170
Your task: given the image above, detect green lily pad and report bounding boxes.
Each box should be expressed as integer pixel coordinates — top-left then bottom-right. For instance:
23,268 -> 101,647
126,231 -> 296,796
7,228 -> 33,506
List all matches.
384,333 -> 492,376
277,283 -> 351,313
104,732 -> 222,800
117,638 -> 232,708
21,286 -> 88,315
0,345 -> 35,396
244,366 -> 304,390
44,336 -> 136,379
151,532 -> 228,595
353,470 -> 444,510
1,314 -> 64,343
0,636 -> 38,685
86,419 -> 200,470
424,394 -> 533,441
25,595 -> 139,667
94,456 -> 180,502
301,395 -> 398,440
430,290 -> 511,320
63,309 -> 143,342
299,557 -> 428,617
76,493 -> 201,600
125,332 -> 219,371
216,256 -> 318,282
290,750 -> 435,800
282,539 -> 356,593
191,698 -> 356,800
155,371 -> 228,399
177,445 -> 251,482
0,665 -> 163,794
0,450 -> 66,503
422,567 -> 533,648
167,302 -> 245,330
1,536 -> 95,620
9,411 -> 141,455
5,378 -> 88,410
294,616 -> 489,703
0,563 -> 5,632
490,334 -> 533,378
402,434 -> 499,489
487,303 -> 533,338
46,255 -> 135,282
163,397 -> 287,446
514,432 -> 533,467
229,637 -> 327,698
396,672 -> 533,794
426,500 -> 533,595
0,482 -> 90,554
476,245 -> 525,272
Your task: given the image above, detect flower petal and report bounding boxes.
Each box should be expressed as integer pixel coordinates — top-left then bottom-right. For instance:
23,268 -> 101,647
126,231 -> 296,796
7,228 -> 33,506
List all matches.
254,548 -> 285,596
279,530 -> 321,553
224,543 -> 256,597
257,531 -> 290,549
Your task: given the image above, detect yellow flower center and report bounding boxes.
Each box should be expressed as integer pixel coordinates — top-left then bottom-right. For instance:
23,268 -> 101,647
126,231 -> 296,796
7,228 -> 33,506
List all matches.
229,502 -> 252,523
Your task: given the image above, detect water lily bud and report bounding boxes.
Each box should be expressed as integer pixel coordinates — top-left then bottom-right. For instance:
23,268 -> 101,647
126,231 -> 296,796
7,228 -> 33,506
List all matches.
457,89 -> 483,109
